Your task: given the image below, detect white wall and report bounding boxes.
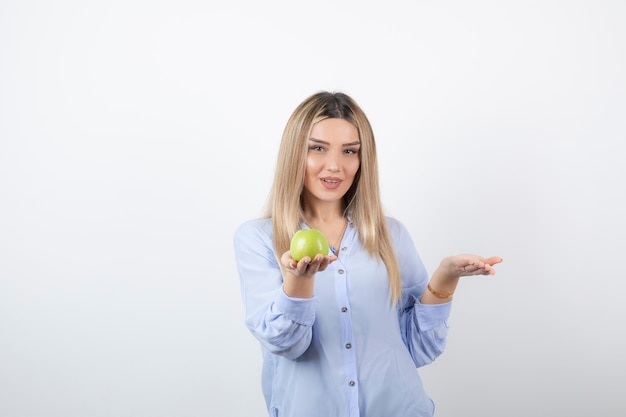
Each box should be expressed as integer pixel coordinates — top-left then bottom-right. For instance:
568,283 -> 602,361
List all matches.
1,1 -> 624,416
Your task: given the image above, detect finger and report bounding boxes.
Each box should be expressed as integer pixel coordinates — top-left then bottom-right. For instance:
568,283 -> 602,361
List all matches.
308,254 -> 323,267
479,256 -> 502,265
317,258 -> 330,270
281,251 -> 294,268
305,255 -> 324,273
462,262 -> 492,275
293,257 -> 310,273
478,264 -> 497,275
284,261 -> 299,275
320,255 -> 336,268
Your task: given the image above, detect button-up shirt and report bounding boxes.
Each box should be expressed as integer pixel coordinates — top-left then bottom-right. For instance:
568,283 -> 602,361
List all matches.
233,217 -> 451,417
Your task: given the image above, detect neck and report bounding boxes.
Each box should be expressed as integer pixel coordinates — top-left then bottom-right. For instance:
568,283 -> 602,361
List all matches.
302,208 -> 348,258
302,195 -> 345,224
304,208 -> 345,226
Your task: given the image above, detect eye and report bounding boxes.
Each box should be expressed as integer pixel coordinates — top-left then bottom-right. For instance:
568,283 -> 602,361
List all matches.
310,145 -> 325,152
344,148 -> 359,155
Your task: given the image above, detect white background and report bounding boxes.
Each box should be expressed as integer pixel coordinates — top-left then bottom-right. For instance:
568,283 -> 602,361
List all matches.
1,1 -> 625,416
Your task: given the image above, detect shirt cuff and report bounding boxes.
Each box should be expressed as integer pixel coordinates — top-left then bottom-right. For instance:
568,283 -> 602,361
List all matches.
275,286 -> 317,325
413,295 -> 452,332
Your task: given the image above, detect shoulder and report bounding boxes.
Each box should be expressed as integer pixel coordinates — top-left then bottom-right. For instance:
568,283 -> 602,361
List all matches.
233,217 -> 275,258
384,216 -> 418,249
234,217 -> 273,243
384,216 -> 410,236
235,217 -> 272,236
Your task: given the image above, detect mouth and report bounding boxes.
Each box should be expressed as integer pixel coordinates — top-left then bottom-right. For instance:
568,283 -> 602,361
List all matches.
320,177 -> 342,189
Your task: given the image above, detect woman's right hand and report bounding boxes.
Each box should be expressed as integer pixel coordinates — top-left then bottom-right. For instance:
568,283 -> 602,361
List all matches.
281,251 -> 337,278
280,251 -> 336,298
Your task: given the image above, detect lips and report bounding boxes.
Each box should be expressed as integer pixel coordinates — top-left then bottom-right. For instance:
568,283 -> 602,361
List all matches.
321,177 -> 342,189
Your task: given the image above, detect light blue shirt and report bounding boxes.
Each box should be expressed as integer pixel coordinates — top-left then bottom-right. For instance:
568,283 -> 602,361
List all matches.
233,217 -> 452,417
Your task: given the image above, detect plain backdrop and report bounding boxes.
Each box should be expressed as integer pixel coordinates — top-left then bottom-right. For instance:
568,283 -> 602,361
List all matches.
1,1 -> 625,416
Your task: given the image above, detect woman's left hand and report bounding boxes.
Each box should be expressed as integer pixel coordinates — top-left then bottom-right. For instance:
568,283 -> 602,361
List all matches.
440,254 -> 503,277
422,254 -> 503,304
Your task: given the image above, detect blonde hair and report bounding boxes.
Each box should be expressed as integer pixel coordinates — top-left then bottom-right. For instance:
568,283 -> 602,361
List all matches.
264,91 -> 402,304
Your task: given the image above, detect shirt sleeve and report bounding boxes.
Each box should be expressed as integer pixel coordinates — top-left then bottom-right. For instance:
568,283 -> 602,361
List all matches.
388,218 -> 452,368
233,219 -> 315,359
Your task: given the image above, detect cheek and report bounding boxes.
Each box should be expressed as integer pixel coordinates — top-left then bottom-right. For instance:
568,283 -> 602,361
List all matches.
305,154 -> 324,174
305,156 -> 314,172
305,155 -> 320,178
347,159 -> 361,178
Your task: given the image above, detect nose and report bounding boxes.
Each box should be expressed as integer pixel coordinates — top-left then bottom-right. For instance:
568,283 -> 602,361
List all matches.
326,152 -> 340,172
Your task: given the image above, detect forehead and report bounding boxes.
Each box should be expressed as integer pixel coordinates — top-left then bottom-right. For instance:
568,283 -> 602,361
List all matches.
310,118 -> 359,142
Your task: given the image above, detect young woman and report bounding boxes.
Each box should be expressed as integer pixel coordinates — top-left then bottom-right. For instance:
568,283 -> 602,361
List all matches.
233,91 -> 502,417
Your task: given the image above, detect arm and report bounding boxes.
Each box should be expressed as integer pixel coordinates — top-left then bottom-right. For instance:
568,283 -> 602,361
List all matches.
389,218 -> 503,366
233,220 -> 336,359
233,220 -> 314,359
389,218 -> 452,366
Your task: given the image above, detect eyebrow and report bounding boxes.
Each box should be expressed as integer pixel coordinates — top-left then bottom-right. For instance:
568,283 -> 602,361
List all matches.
309,138 -> 361,147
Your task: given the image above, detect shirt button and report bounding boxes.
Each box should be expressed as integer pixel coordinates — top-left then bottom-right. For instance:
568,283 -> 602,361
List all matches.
338,269 -> 344,274
345,343 -> 352,349
342,246 -> 347,251
348,380 -> 356,387
341,307 -> 348,312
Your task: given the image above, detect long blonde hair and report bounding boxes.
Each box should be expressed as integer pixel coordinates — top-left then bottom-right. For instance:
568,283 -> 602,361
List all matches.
264,91 -> 402,304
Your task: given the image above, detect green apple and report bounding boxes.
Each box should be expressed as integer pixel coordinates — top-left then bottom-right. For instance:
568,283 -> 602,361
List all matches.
290,229 -> 330,261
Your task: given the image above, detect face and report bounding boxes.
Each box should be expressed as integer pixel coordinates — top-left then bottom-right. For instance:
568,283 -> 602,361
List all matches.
302,118 -> 361,208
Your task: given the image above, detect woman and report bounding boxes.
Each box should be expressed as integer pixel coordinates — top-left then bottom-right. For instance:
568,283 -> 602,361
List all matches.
233,91 -> 502,417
